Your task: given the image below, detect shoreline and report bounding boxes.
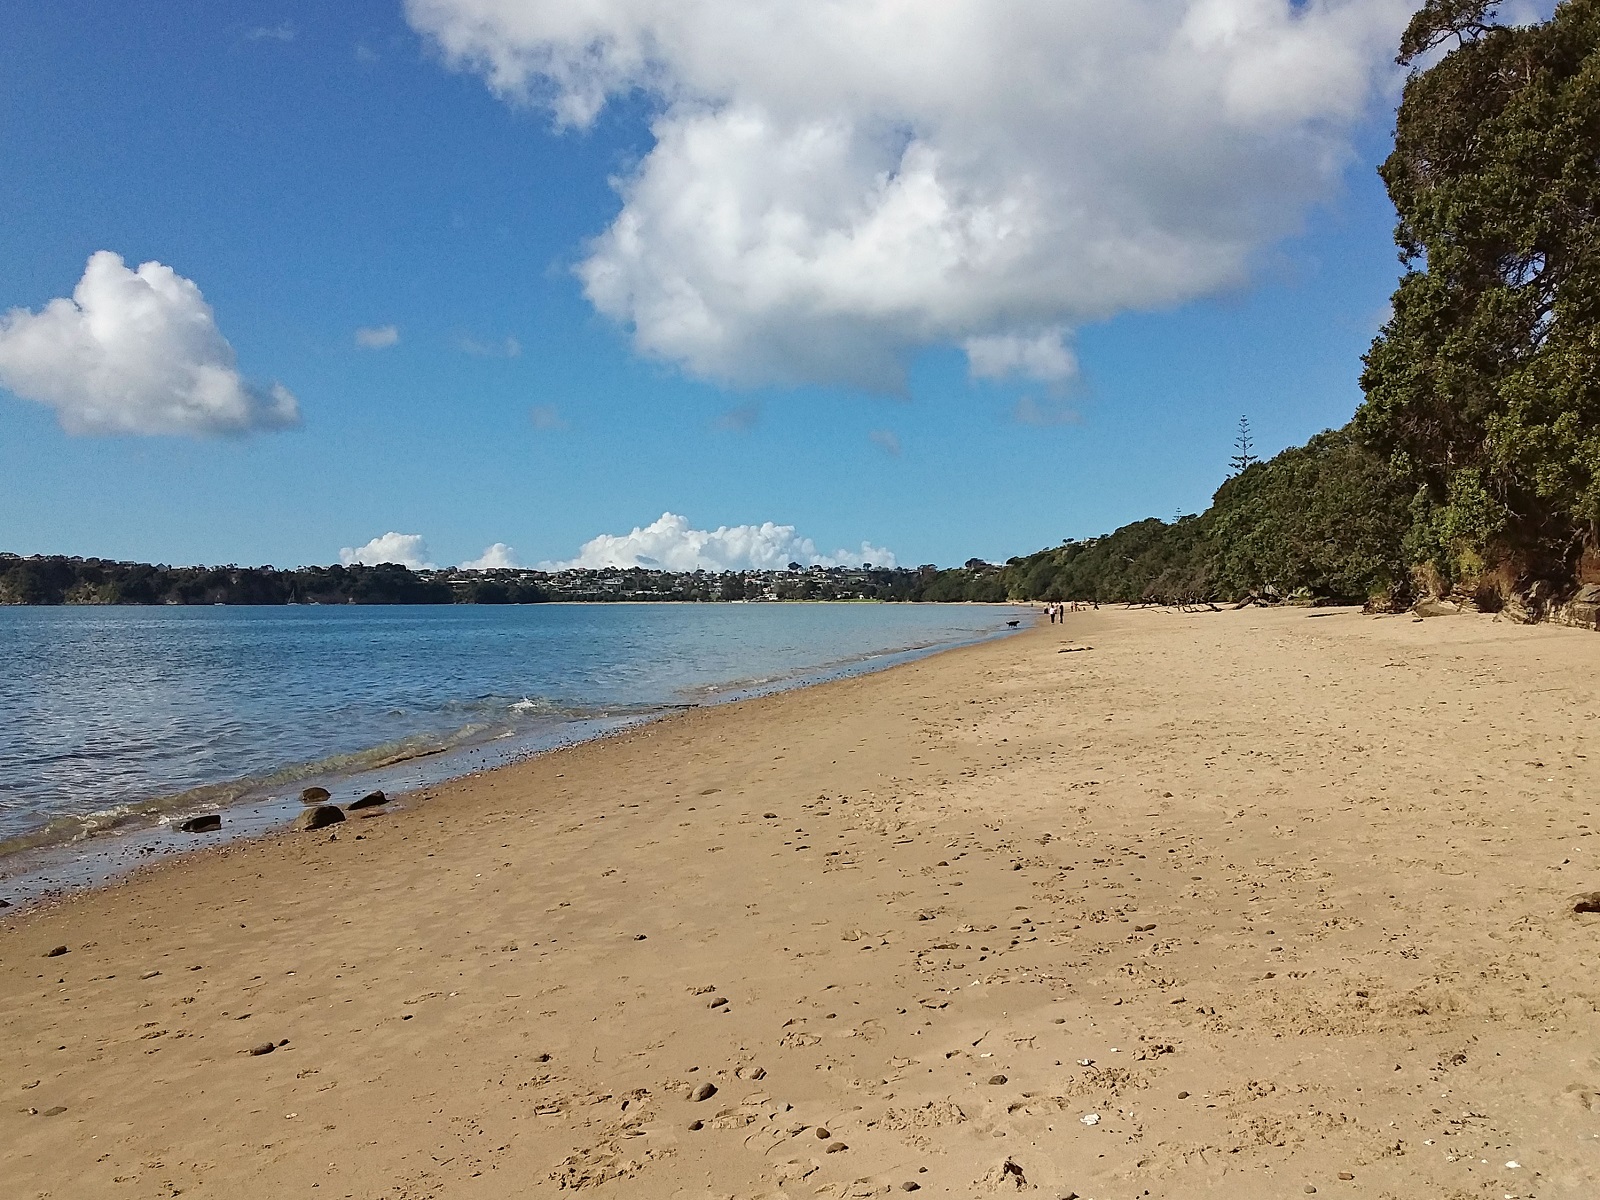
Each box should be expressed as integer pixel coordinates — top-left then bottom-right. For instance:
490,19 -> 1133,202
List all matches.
0,612 -> 1030,910
5,605 -> 1598,1197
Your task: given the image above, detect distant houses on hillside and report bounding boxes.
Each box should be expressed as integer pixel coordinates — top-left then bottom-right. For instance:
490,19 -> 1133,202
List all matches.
0,553 -> 1009,605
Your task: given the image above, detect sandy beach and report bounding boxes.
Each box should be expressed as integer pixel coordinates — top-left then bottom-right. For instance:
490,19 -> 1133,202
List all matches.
4,605 -> 1599,1199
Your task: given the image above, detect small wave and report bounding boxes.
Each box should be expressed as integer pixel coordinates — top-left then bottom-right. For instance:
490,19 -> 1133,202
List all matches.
0,726 -> 500,860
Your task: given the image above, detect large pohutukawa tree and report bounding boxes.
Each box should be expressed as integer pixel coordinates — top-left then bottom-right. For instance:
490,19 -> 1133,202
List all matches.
1358,0 -> 1600,584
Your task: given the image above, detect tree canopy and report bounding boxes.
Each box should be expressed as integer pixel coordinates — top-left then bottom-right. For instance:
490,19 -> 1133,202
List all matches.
1360,0 -> 1600,586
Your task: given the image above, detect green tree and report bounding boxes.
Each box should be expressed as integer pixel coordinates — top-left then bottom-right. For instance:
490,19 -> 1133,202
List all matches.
1359,0 -> 1600,584
1228,416 -> 1259,476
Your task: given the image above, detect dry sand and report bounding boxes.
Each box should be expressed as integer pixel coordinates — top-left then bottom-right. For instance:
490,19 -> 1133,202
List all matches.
4,605 -> 1600,1199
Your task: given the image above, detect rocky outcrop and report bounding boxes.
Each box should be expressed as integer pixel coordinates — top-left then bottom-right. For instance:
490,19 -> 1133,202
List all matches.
1496,582 -> 1600,628
1548,584 -> 1600,630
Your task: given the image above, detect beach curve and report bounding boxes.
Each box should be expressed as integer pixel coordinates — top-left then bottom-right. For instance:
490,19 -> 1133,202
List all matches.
3,606 -> 1598,1197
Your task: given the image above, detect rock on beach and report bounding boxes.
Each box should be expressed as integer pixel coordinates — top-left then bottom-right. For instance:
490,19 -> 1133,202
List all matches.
296,805 -> 345,831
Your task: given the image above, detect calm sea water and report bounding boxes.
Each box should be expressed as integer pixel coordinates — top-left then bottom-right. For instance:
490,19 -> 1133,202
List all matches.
0,603 -> 1023,859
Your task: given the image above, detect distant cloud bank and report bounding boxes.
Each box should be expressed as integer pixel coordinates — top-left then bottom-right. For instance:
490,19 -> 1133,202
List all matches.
408,0 -> 1411,390
460,542 -> 520,570
340,532 -> 435,570
0,251 -> 298,437
541,512 -> 896,571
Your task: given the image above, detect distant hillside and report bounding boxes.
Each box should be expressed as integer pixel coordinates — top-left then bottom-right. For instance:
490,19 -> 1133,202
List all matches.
0,555 -> 1008,606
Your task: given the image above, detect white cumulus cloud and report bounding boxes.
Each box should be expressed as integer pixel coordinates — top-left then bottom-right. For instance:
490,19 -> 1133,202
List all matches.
406,0 -> 1412,390
461,542 -> 521,570
355,324 -> 400,348
966,329 -> 1078,384
340,532 -> 436,569
0,251 -> 299,436
541,512 -> 896,571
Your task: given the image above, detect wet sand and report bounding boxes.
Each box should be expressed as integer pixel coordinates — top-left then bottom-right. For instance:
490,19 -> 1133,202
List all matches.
3,605 -> 1598,1198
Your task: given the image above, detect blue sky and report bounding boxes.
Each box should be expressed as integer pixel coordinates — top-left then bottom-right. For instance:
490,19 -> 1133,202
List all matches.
1,1 -> 1427,570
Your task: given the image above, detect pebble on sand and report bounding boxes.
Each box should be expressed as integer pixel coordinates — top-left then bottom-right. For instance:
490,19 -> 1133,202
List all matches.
688,1119 -> 704,1130
825,1142 -> 848,1153
689,1082 -> 717,1102
1338,1173 -> 1355,1181
45,945 -> 68,958
178,814 -> 222,833
248,1042 -> 276,1056
816,1127 -> 831,1139
1571,891 -> 1600,914
900,1183 -> 920,1192
42,1105 -> 66,1117
988,1074 -> 1008,1085
296,805 -> 345,831
300,786 -> 331,804
348,790 -> 388,811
